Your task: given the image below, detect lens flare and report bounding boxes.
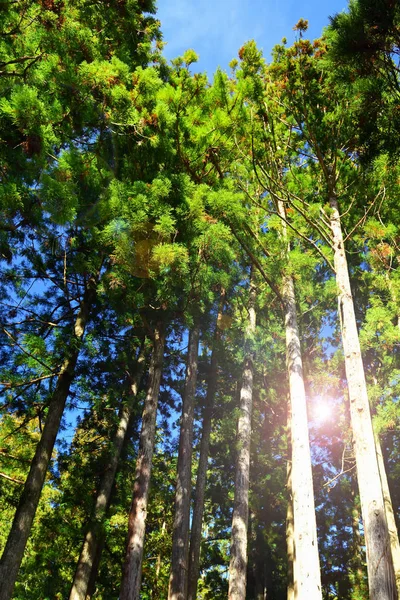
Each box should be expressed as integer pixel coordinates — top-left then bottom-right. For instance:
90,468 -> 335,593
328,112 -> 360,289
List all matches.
314,402 -> 332,423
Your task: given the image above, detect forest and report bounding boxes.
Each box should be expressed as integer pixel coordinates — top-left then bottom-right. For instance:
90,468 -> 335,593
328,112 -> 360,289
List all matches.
0,0 -> 400,599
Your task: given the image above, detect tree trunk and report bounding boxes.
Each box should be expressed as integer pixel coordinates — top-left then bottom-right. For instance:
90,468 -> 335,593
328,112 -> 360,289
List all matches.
283,271 -> 322,600
375,431 -> 400,597
69,341 -> 146,600
286,409 -> 295,600
119,322 -> 165,600
278,200 -> 322,600
0,276 -> 97,600
329,192 -> 396,600
350,479 -> 366,596
228,275 -> 256,600
168,324 -> 200,600
188,296 -> 224,600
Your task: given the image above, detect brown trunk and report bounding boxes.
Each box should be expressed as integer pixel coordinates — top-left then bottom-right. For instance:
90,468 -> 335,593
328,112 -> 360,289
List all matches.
168,324 -> 200,600
228,275 -> 256,600
278,200 -> 322,600
120,323 -> 165,600
187,296 -> 224,600
329,191 -> 396,600
69,342 -> 146,600
0,276 -> 97,600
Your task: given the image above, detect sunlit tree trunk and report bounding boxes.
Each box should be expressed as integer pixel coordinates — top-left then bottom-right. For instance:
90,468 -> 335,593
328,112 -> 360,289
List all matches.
188,297 -> 224,600
69,341 -> 146,600
168,323 -> 200,600
120,322 -> 165,600
329,190 -> 396,600
286,408 -> 295,600
228,274 -> 256,600
375,431 -> 400,597
0,276 -> 97,600
278,200 -> 322,600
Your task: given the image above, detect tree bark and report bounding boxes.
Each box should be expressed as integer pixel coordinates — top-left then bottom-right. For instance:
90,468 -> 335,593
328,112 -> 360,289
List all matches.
350,479 -> 366,596
187,296 -> 224,600
0,276 -> 97,600
286,409 -> 295,600
119,322 -> 165,600
375,431 -> 400,597
278,200 -> 322,600
228,275 -> 256,600
329,191 -> 396,600
168,323 -> 200,600
69,341 -> 146,600
283,271 -> 322,600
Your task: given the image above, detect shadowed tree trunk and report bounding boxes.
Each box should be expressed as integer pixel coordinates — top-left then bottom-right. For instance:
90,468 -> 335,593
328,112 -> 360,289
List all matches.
168,323 -> 200,600
228,274 -> 256,600
0,275 -> 97,600
329,189 -> 396,600
119,322 -> 165,600
69,340 -> 147,600
188,295 -> 225,600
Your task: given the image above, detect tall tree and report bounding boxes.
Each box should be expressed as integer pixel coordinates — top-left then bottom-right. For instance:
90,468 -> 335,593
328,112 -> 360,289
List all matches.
168,322 -> 200,600
188,296 -> 224,600
69,340 -> 146,600
120,321 -> 166,600
0,272 -> 98,600
228,271 -> 256,600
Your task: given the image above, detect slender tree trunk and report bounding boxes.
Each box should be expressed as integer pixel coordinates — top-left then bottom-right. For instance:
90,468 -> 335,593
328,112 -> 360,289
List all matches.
286,409 -> 295,600
228,275 -> 256,600
375,431 -> 400,597
278,200 -> 322,600
168,324 -> 200,600
329,191 -> 396,600
69,342 -> 146,600
0,276 -> 97,600
120,322 -> 165,600
283,272 -> 322,600
188,296 -> 224,600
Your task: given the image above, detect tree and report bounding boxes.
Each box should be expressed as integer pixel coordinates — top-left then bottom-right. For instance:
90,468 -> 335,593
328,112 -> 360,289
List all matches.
228,271 -> 256,600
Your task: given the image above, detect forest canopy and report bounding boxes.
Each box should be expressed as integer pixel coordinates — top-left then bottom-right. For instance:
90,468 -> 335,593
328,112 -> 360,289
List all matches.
0,1 -> 400,599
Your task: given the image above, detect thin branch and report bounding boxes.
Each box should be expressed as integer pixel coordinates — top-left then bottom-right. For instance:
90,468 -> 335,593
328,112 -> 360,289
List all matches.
0,472 -> 24,485
0,373 -> 58,389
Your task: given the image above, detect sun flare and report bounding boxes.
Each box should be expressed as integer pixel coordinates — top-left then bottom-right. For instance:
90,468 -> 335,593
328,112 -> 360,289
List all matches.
314,402 -> 332,423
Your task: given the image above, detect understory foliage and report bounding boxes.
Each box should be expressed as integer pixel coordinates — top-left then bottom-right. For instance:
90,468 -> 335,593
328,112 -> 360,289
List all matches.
0,0 -> 399,599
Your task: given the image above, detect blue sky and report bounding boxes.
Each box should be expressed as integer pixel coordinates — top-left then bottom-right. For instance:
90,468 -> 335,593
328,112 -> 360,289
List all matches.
157,0 -> 348,74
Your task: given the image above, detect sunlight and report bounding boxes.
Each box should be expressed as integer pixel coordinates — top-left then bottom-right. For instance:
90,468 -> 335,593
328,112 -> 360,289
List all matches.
314,401 -> 332,423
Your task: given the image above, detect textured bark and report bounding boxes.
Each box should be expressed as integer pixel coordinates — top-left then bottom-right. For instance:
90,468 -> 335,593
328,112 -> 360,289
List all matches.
188,297 -> 224,600
120,323 -> 165,600
0,276 -> 96,600
228,276 -> 256,600
69,342 -> 146,600
168,324 -> 200,600
375,432 -> 400,597
278,200 -> 322,600
329,192 -> 396,600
